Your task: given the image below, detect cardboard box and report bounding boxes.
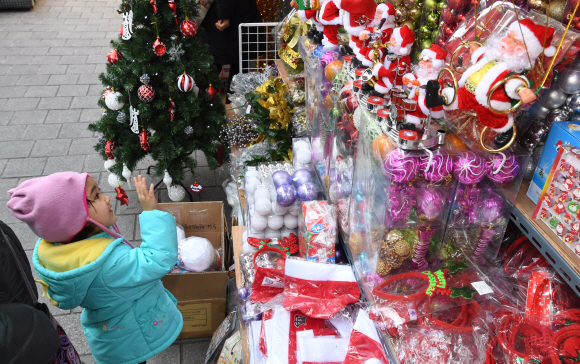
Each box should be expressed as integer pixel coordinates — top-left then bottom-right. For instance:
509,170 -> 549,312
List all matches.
159,201 -> 228,339
528,121 -> 580,204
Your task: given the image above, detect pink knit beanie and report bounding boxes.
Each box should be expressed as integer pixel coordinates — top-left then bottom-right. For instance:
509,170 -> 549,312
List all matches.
7,172 -> 133,247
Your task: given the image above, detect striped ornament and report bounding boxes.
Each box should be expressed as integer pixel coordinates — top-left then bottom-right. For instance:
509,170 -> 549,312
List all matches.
177,73 -> 195,92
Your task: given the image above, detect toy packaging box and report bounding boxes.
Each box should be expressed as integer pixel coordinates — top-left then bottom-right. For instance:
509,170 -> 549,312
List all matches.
299,200 -> 337,263
528,121 -> 580,204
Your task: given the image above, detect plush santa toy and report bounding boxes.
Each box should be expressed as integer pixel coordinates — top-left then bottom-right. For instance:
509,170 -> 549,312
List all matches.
371,25 -> 415,94
402,44 -> 447,128
292,0 -> 343,50
334,0 -> 377,54
441,18 -> 556,135
356,3 -> 396,67
294,0 -> 324,35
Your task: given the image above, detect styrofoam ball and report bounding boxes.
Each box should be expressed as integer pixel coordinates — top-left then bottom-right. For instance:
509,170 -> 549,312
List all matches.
255,198 -> 272,216
176,224 -> 186,243
248,229 -> 265,239
108,173 -> 126,188
104,158 -> 116,171
281,227 -> 298,239
269,188 -> 277,202
242,230 -> 258,253
264,228 -> 281,240
294,140 -> 311,151
246,195 -> 255,208
245,177 -> 261,195
251,214 -> 268,230
178,236 -> 218,272
295,151 -> 312,165
288,202 -> 301,216
268,215 -> 284,230
105,91 -> 124,110
283,214 -> 299,229
271,201 -> 289,215
246,169 -> 260,179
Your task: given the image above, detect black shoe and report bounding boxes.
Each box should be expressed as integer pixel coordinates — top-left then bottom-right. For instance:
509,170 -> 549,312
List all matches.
340,45 -> 354,56
307,28 -> 317,39
494,127 -> 514,149
313,33 -> 323,45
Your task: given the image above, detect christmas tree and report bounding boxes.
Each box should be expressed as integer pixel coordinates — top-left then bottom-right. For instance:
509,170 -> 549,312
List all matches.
89,0 -> 226,193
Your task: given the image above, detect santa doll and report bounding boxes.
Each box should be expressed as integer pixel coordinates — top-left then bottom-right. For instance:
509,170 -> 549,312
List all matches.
292,0 -> 342,50
356,2 -> 396,67
333,0 -> 378,55
402,44 -> 447,129
372,25 -> 415,94
441,19 -> 556,138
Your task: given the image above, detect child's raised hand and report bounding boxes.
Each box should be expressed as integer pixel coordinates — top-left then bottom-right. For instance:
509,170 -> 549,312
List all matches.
134,175 -> 158,211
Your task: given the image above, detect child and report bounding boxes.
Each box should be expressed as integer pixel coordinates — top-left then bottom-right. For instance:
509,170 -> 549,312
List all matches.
7,172 -> 184,364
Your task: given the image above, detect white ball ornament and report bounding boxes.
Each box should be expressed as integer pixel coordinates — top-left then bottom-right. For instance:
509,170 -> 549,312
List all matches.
271,201 -> 288,215
246,169 -> 260,179
283,214 -> 299,229
168,185 -> 186,202
245,178 -> 260,195
246,195 -> 255,208
251,214 -> 268,231
178,236 -> 218,272
296,151 -> 312,165
242,230 -> 258,253
255,198 -> 272,216
105,91 -> 124,111
269,188 -> 277,202
264,228 -> 281,240
163,170 -> 173,188
249,227 -> 265,239
288,202 -> 301,216
281,227 -> 297,239
268,215 -> 284,230
122,163 -> 132,189
104,158 -> 116,171
108,173 -> 126,188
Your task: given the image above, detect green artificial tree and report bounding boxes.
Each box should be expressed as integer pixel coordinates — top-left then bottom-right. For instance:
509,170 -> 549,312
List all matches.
89,0 -> 226,200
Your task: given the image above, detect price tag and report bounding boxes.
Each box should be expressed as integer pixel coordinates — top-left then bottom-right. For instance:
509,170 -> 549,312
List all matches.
471,281 -> 494,295
246,105 -> 251,114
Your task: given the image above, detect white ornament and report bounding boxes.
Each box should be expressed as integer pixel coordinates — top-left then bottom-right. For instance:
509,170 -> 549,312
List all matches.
281,227 -> 297,239
105,91 -> 124,111
176,224 -> 186,243
129,106 -> 139,134
288,202 -> 301,216
122,10 -> 134,40
242,230 -> 258,253
251,214 -> 267,230
108,173 -> 126,188
283,214 -> 298,229
269,188 -> 277,202
296,150 -> 312,165
268,215 -> 284,230
246,169 -> 260,179
104,158 -> 116,171
163,170 -> 172,188
244,177 -> 260,195
168,185 -> 186,202
178,236 -> 218,272
167,41 -> 185,62
249,229 -> 265,239
122,163 -> 132,189
255,198 -> 272,216
264,227 -> 281,240
271,201 -> 288,215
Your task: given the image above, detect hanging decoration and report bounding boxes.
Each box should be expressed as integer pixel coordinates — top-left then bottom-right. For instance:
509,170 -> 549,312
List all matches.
138,74 -> 156,102
107,49 -> 121,65
122,8 -> 134,40
184,125 -> 194,135
167,39 -> 184,62
207,83 -> 217,101
117,111 -> 127,123
115,186 -> 129,205
153,37 -> 166,56
168,98 -> 176,121
105,140 -> 115,159
140,129 -> 151,151
149,0 -> 157,14
180,17 -> 197,37
102,86 -> 112,99
190,181 -> 203,192
168,0 -> 178,26
129,106 -> 139,134
105,90 -> 125,110
177,72 -> 199,94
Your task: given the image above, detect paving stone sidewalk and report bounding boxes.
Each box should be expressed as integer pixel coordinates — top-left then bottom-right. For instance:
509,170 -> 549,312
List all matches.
0,1 -> 233,362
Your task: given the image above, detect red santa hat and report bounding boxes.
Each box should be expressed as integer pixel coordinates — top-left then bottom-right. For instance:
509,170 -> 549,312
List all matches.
392,25 -> 414,55
376,3 -> 396,25
507,18 -> 556,59
420,44 -> 447,68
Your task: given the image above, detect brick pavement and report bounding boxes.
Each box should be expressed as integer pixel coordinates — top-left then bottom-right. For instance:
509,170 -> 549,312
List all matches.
0,0 -> 233,362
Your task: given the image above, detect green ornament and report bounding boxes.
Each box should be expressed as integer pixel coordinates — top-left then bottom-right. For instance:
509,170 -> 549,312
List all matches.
426,12 -> 439,27
449,286 -> 478,299
549,216 -> 558,229
421,39 -> 432,50
409,7 -> 421,20
569,201 -> 580,214
419,25 -> 432,39
437,2 -> 446,12
330,107 -> 340,121
431,29 -> 440,43
442,260 -> 468,274
424,0 -> 437,10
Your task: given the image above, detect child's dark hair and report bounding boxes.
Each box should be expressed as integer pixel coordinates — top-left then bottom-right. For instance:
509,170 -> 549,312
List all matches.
68,198 -> 100,243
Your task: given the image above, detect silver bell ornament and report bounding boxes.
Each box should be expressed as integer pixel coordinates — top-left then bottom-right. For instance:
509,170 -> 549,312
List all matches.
568,93 -> 580,114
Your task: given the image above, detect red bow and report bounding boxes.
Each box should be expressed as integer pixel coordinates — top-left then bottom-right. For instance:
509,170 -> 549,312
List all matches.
115,187 -> 129,206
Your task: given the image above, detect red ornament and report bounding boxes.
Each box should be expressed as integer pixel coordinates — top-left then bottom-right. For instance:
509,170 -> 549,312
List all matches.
102,86 -> 112,99
444,26 -> 454,38
168,98 -> 176,121
440,8 -> 455,24
190,181 -> 203,192
180,18 -> 197,38
105,141 -> 115,159
140,130 -> 151,151
448,0 -> 468,12
455,13 -> 466,24
119,26 -> 123,36
107,49 -> 121,65
177,73 -> 195,92
138,84 -> 155,102
115,186 -> 129,206
207,84 -> 217,101
437,38 -> 446,47
168,0 -> 178,26
343,95 -> 359,114
149,0 -> 157,14
153,38 -> 166,56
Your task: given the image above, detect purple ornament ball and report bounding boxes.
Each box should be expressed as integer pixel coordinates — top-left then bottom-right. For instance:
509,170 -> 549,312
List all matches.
453,151 -> 486,185
382,149 -> 419,183
272,171 -> 293,187
335,243 -> 348,264
292,169 -> 313,187
297,181 -> 319,201
238,286 -> 249,300
420,150 -> 453,182
421,189 -> 445,219
486,152 -> 520,184
320,50 -> 339,68
482,191 -> 504,223
276,184 -> 297,206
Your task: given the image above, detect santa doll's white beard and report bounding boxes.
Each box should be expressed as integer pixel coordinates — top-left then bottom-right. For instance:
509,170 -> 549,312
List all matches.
414,64 -> 441,80
484,34 -> 534,73
387,44 -> 402,55
369,17 -> 395,30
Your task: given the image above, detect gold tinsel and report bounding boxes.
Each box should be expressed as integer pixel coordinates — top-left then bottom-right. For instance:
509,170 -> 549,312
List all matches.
257,0 -> 283,22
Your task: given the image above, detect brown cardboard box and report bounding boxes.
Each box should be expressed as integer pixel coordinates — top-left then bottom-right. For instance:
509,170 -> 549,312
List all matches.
158,201 -> 228,339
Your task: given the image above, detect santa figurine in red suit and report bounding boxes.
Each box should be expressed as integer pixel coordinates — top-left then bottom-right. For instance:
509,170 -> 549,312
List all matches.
441,19 -> 555,135
356,2 -> 396,67
372,25 -> 415,94
402,44 -> 447,129
293,0 -> 343,50
333,0 -> 378,55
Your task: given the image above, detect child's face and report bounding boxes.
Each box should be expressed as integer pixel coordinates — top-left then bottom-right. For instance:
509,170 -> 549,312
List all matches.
85,177 -> 117,228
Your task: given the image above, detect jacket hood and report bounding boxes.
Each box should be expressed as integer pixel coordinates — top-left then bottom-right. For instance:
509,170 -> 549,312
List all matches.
32,232 -> 121,310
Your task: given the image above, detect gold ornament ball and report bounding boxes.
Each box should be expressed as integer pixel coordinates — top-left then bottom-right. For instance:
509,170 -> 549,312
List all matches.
395,7 -> 408,22
549,0 -> 566,22
403,0 -> 416,8
409,7 -> 421,20
325,60 -> 344,82
528,0 -> 546,12
388,0 -> 403,7
402,20 -> 415,30
323,93 -> 333,109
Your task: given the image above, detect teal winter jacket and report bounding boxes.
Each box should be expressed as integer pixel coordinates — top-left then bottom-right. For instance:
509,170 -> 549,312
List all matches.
32,210 -> 184,364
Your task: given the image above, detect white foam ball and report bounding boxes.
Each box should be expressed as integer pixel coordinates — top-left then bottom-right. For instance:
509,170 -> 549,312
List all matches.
179,236 -> 218,272
108,173 -> 126,188
269,188 -> 277,202
264,228 -> 281,240
249,229 -> 265,239
255,198 -> 272,216
246,169 -> 260,179
296,151 -> 312,165
281,227 -> 298,239
294,140 -> 311,151
251,214 -> 268,230
284,214 -> 299,229
268,215 -> 284,230
104,158 -> 116,171
105,91 -> 124,110
245,177 -> 260,195
272,201 -> 288,215
242,230 -> 258,253
246,195 -> 255,208
288,202 -> 301,216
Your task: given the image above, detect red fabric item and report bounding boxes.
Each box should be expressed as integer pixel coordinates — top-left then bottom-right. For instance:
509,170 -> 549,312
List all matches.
251,247 -> 287,303
518,18 -> 555,48
323,24 -> 341,46
457,87 -> 510,130
344,311 -> 388,364
260,310 -> 274,356
283,259 -> 360,319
